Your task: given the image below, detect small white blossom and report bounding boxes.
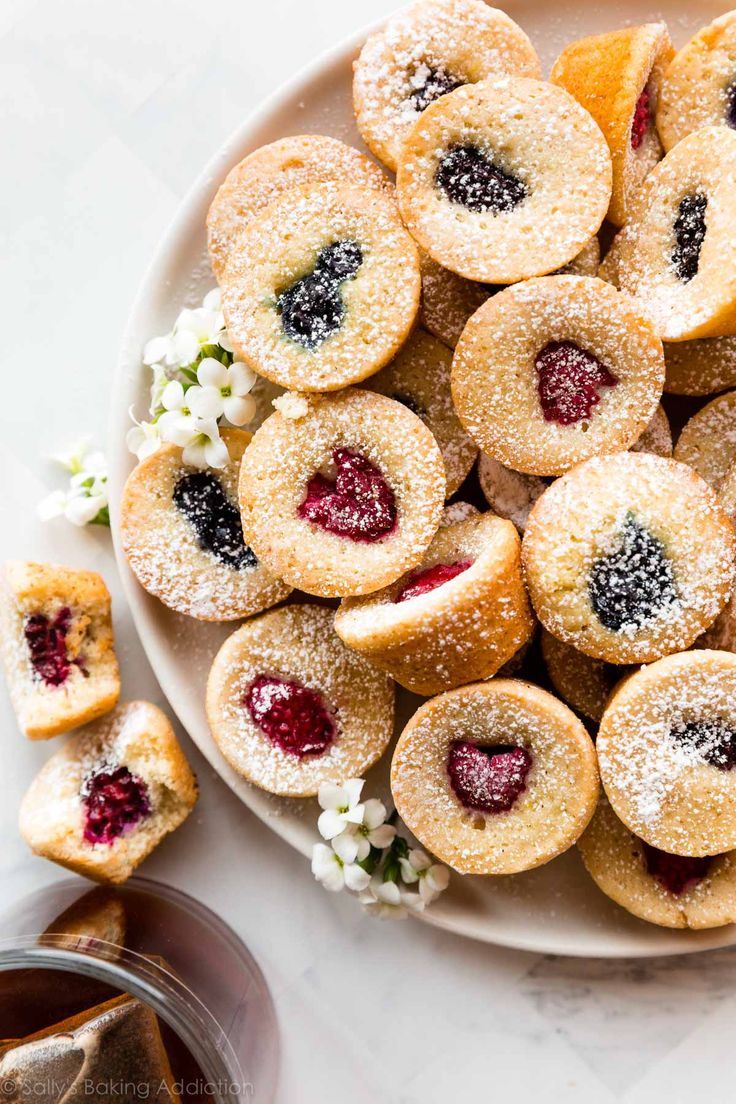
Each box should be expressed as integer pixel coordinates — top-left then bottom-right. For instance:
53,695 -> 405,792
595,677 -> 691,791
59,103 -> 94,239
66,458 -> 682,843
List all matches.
311,844 -> 371,893
333,798 -> 396,864
143,287 -> 231,371
398,849 -> 451,904
317,779 -> 366,841
127,417 -> 163,462
38,441 -> 109,527
359,878 -> 417,920
195,357 -> 257,426
181,418 -> 229,470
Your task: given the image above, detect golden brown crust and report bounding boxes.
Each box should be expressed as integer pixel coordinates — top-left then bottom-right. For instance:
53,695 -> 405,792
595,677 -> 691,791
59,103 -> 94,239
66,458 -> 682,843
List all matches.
673,390 -> 736,491
657,11 -> 736,153
540,628 -> 623,723
664,337 -> 736,396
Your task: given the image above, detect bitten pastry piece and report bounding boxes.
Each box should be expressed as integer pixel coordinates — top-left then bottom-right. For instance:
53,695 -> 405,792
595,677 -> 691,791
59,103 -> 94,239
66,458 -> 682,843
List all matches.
206,605 -> 394,797
334,511 -> 534,696
397,78 -> 611,285
541,629 -> 624,724
611,126 -> 736,340
674,390 -> 736,492
20,702 -> 198,885
551,23 -> 674,227
597,650 -> 736,857
368,328 -> 477,497
120,429 -> 291,622
238,389 -> 446,598
207,135 -> 391,280
522,453 -> 736,664
391,680 -> 598,875
0,562 -> 120,740
220,182 -> 420,392
657,11 -> 736,152
664,337 -> 736,396
353,0 -> 540,173
451,276 -> 664,476
579,797 -> 736,930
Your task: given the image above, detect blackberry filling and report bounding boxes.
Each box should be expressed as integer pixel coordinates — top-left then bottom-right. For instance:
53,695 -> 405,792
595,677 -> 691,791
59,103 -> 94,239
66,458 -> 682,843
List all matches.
395,560 -> 473,603
725,80 -> 736,129
278,240 -> 363,350
630,87 -> 651,150
408,63 -> 463,113
173,471 -> 257,571
588,514 -> 679,633
435,145 -> 527,214
641,841 -> 711,896
669,719 -> 736,771
245,674 -> 335,758
672,193 -> 708,283
447,740 -> 532,814
82,766 -> 151,846
24,608 -> 72,687
298,447 -> 397,542
535,341 -> 618,426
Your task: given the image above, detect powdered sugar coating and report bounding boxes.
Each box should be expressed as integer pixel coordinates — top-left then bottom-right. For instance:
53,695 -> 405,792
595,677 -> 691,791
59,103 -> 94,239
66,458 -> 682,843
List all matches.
664,336 -> 736,396
674,390 -> 736,490
657,11 -> 736,153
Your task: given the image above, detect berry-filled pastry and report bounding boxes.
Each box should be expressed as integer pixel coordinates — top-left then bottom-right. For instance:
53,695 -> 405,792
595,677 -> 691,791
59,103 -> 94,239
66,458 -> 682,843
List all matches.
120,429 -> 291,621
221,182 -> 421,392
664,337 -> 736,396
238,389 -> 446,598
597,650 -> 736,857
368,328 -> 477,497
657,11 -> 736,153
0,562 -> 120,740
631,403 -> 674,456
522,453 -> 736,664
674,390 -> 736,492
391,680 -> 598,875
451,276 -> 664,476
19,702 -> 198,884
579,797 -> 736,930
352,0 -> 540,173
396,78 -> 612,285
206,604 -> 394,797
334,511 -> 534,696
551,23 -> 674,227
541,629 -> 623,725
207,135 -> 391,280
611,126 -> 736,341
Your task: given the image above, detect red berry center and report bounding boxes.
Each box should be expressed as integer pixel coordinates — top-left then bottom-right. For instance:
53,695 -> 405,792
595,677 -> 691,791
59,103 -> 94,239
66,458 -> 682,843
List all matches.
641,841 -> 711,896
245,674 -> 336,759
395,560 -> 473,603
631,87 -> 651,150
298,447 -> 397,543
535,340 -> 618,427
82,766 -> 151,846
24,607 -> 72,687
447,740 -> 532,814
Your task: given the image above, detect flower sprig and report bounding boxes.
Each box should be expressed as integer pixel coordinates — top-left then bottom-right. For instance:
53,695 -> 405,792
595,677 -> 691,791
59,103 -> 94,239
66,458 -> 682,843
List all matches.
311,779 -> 450,919
38,439 -> 110,527
127,288 -> 257,469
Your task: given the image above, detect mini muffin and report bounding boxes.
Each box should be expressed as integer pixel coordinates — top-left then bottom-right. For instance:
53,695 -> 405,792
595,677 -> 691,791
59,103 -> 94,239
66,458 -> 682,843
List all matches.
207,135 -> 391,280
391,679 -> 598,875
720,459 -> 736,518
522,452 -> 736,664
664,337 -> 736,396
368,328 -> 477,497
353,0 -> 540,173
19,702 -> 198,885
551,23 -> 674,226
674,390 -> 736,491
657,11 -> 736,152
698,594 -> 736,652
334,511 -> 534,696
120,430 -> 291,622
631,403 -> 673,456
612,126 -> 736,341
221,182 -> 421,392
206,604 -> 394,797
396,77 -> 612,285
597,650 -> 736,856
0,562 -> 120,740
451,276 -> 664,476
541,629 -> 624,724
579,797 -> 736,929
238,389 -> 446,598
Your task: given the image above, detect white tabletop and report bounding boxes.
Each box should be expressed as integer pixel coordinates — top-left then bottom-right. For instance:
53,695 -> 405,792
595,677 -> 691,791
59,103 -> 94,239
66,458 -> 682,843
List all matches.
3,1 -> 736,1100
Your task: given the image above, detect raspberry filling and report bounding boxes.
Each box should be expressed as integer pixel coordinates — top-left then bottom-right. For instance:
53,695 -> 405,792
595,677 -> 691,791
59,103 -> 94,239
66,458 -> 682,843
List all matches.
245,674 -> 336,758
447,740 -> 532,814
395,560 -> 473,603
641,841 -> 711,896
535,341 -> 618,426
409,63 -> 463,112
670,719 -> 736,771
24,608 -> 73,687
173,471 -> 257,571
278,240 -> 363,350
630,87 -> 651,150
298,447 -> 397,542
82,766 -> 151,846
435,145 -> 527,214
672,192 -> 708,283
588,513 -> 679,633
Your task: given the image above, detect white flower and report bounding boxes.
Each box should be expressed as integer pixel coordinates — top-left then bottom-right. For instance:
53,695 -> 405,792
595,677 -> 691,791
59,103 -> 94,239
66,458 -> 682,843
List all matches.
358,877 -> 421,920
50,437 -> 92,475
398,849 -> 451,904
157,380 -> 198,447
127,417 -> 163,462
143,287 -> 231,371
311,844 -> 371,893
195,358 -> 257,426
181,419 -> 229,470
333,798 -> 397,864
38,443 -> 109,527
317,779 -> 366,841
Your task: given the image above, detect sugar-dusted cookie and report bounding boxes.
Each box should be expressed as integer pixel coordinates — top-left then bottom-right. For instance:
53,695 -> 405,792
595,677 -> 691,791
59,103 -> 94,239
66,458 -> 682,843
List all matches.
674,391 -> 736,494
541,629 -> 624,724
664,337 -> 736,396
657,11 -> 736,152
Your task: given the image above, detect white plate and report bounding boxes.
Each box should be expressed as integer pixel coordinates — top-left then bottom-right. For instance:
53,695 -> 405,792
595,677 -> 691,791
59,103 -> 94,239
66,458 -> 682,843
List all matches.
110,0 -> 733,957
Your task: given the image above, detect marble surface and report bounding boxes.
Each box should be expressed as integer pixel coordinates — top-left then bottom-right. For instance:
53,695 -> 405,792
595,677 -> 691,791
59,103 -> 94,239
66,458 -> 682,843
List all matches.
2,1 -> 736,1101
